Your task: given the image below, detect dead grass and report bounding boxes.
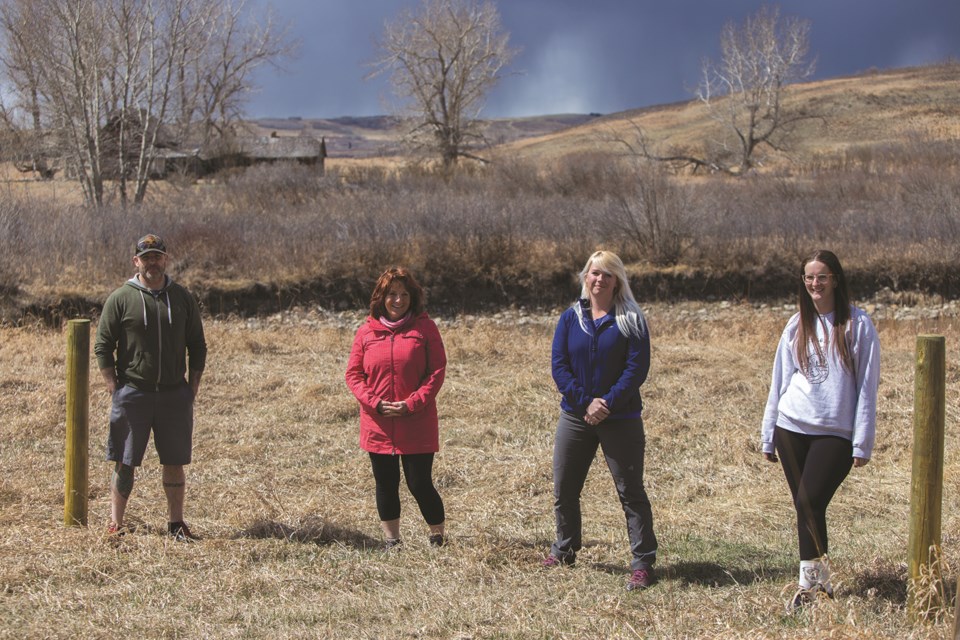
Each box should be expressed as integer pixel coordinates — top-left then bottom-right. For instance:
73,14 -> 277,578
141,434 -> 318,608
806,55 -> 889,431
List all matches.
0,62 -> 957,638
1,302 -> 959,638
494,62 -> 960,173
1,65 -> 959,320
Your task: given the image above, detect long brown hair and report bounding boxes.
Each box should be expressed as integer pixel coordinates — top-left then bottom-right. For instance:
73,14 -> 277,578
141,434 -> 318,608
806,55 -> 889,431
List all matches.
796,250 -> 853,374
369,266 -> 425,319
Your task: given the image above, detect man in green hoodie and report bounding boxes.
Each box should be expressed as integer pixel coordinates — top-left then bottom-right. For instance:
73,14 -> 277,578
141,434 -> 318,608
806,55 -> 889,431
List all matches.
94,234 -> 207,541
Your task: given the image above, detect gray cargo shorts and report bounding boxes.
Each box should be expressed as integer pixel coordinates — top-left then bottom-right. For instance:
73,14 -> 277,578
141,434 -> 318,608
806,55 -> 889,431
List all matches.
107,383 -> 194,466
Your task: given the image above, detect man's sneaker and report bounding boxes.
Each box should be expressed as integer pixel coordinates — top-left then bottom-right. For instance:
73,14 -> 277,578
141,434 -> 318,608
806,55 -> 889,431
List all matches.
428,533 -> 445,547
542,553 -> 575,568
106,522 -> 126,541
626,567 -> 656,591
168,521 -> 199,542
384,537 -> 403,551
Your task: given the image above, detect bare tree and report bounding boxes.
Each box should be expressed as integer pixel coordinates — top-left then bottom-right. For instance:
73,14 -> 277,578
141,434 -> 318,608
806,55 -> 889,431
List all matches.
105,0 -> 197,204
0,0 -> 57,177
698,5 -> 816,173
607,163 -> 692,266
370,0 -> 517,168
31,0 -> 111,203
0,0 -> 294,206
620,6 -> 816,175
180,2 -> 295,151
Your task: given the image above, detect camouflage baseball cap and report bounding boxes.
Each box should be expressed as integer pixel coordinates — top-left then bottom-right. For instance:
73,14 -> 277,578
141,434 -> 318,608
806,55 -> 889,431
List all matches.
135,234 -> 167,256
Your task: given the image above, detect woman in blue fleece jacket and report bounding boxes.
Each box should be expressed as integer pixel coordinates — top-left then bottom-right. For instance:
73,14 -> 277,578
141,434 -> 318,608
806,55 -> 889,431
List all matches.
543,250 -> 658,592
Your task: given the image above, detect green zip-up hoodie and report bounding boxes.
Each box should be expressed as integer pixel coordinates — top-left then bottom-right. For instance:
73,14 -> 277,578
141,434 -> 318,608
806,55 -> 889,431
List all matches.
94,276 -> 206,391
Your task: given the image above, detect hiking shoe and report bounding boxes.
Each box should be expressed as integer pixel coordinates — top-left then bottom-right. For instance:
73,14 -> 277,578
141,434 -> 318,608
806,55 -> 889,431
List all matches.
787,585 -> 833,613
384,537 -> 403,551
788,587 -> 813,612
542,553 -> 575,568
168,521 -> 199,542
428,533 -> 445,547
626,567 -> 656,591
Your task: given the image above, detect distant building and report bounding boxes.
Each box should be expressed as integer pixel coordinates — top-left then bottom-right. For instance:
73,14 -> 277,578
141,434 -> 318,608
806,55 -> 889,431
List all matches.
201,135 -> 327,175
19,118 -> 328,180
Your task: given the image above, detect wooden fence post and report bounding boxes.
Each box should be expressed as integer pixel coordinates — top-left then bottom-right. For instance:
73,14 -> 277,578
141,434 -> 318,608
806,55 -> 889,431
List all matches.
954,576 -> 960,640
63,319 -> 90,527
907,335 -> 946,621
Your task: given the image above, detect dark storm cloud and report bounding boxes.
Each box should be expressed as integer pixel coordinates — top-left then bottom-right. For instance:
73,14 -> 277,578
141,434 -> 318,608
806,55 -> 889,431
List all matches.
246,0 -> 960,119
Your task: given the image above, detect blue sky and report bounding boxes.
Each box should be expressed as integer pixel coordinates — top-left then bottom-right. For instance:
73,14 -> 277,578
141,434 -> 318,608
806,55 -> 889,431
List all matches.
245,0 -> 960,119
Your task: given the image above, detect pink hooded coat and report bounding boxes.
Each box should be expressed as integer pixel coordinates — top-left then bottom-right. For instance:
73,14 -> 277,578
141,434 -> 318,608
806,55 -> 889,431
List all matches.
345,312 -> 446,454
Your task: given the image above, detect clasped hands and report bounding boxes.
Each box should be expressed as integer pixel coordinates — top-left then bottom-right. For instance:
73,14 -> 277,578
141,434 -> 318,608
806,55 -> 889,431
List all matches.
378,400 -> 410,417
584,398 -> 609,426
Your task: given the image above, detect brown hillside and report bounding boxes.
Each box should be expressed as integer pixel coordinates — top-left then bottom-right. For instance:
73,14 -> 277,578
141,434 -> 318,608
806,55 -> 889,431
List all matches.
490,63 -> 960,170
247,113 -> 599,159
251,63 -> 959,171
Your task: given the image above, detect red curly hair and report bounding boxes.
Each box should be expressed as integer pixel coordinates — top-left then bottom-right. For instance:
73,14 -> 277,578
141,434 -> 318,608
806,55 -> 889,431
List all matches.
369,267 -> 425,319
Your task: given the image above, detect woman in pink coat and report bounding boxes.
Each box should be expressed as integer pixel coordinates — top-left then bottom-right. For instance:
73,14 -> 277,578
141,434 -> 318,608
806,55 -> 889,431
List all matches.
345,267 -> 447,549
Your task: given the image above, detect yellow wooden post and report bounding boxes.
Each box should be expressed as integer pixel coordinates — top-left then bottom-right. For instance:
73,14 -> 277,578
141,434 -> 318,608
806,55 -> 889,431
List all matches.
63,319 -> 90,527
954,575 -> 960,639
907,335 -> 946,621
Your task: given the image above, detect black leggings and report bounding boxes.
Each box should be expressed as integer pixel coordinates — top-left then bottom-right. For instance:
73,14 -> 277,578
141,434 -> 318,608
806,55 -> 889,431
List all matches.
774,426 -> 853,560
369,452 -> 445,525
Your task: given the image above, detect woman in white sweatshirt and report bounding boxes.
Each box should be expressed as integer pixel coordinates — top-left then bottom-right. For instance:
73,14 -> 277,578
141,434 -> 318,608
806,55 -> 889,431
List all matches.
761,249 -> 880,611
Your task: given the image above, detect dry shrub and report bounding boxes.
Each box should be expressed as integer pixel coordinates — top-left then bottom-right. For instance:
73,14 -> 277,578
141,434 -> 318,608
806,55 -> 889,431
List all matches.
600,163 -> 696,266
3,150 -> 960,318
543,151 -> 638,199
909,545 -> 951,626
219,163 -> 337,209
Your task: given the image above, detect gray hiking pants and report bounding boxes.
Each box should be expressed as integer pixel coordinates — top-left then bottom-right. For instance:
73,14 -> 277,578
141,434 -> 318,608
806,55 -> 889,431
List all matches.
550,410 -> 658,570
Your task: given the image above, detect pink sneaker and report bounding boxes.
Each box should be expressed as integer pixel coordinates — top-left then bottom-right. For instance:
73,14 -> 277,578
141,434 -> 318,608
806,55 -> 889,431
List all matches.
626,567 -> 656,591
542,553 -> 574,567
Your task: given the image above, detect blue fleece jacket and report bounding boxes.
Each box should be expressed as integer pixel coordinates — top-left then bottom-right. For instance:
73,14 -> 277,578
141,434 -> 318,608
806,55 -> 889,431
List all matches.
551,300 -> 650,419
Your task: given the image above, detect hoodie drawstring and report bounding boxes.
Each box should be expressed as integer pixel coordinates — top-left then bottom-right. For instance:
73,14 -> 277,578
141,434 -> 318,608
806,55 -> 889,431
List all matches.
138,289 -> 172,327
139,290 -> 148,328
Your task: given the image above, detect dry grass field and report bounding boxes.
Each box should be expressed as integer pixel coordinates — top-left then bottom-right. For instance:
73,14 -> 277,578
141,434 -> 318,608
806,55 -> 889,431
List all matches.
1,61 -> 959,638
2,299 -> 959,638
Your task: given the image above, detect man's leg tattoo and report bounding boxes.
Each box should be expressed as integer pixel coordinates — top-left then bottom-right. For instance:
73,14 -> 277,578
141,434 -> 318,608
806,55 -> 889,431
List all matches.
113,463 -> 135,498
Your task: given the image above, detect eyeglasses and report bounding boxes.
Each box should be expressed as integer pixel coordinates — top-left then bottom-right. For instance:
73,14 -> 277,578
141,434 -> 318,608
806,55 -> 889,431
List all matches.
802,274 -> 833,284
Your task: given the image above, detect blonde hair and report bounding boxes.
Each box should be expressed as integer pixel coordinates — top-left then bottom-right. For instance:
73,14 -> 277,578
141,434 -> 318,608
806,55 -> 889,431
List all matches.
573,250 -> 648,338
